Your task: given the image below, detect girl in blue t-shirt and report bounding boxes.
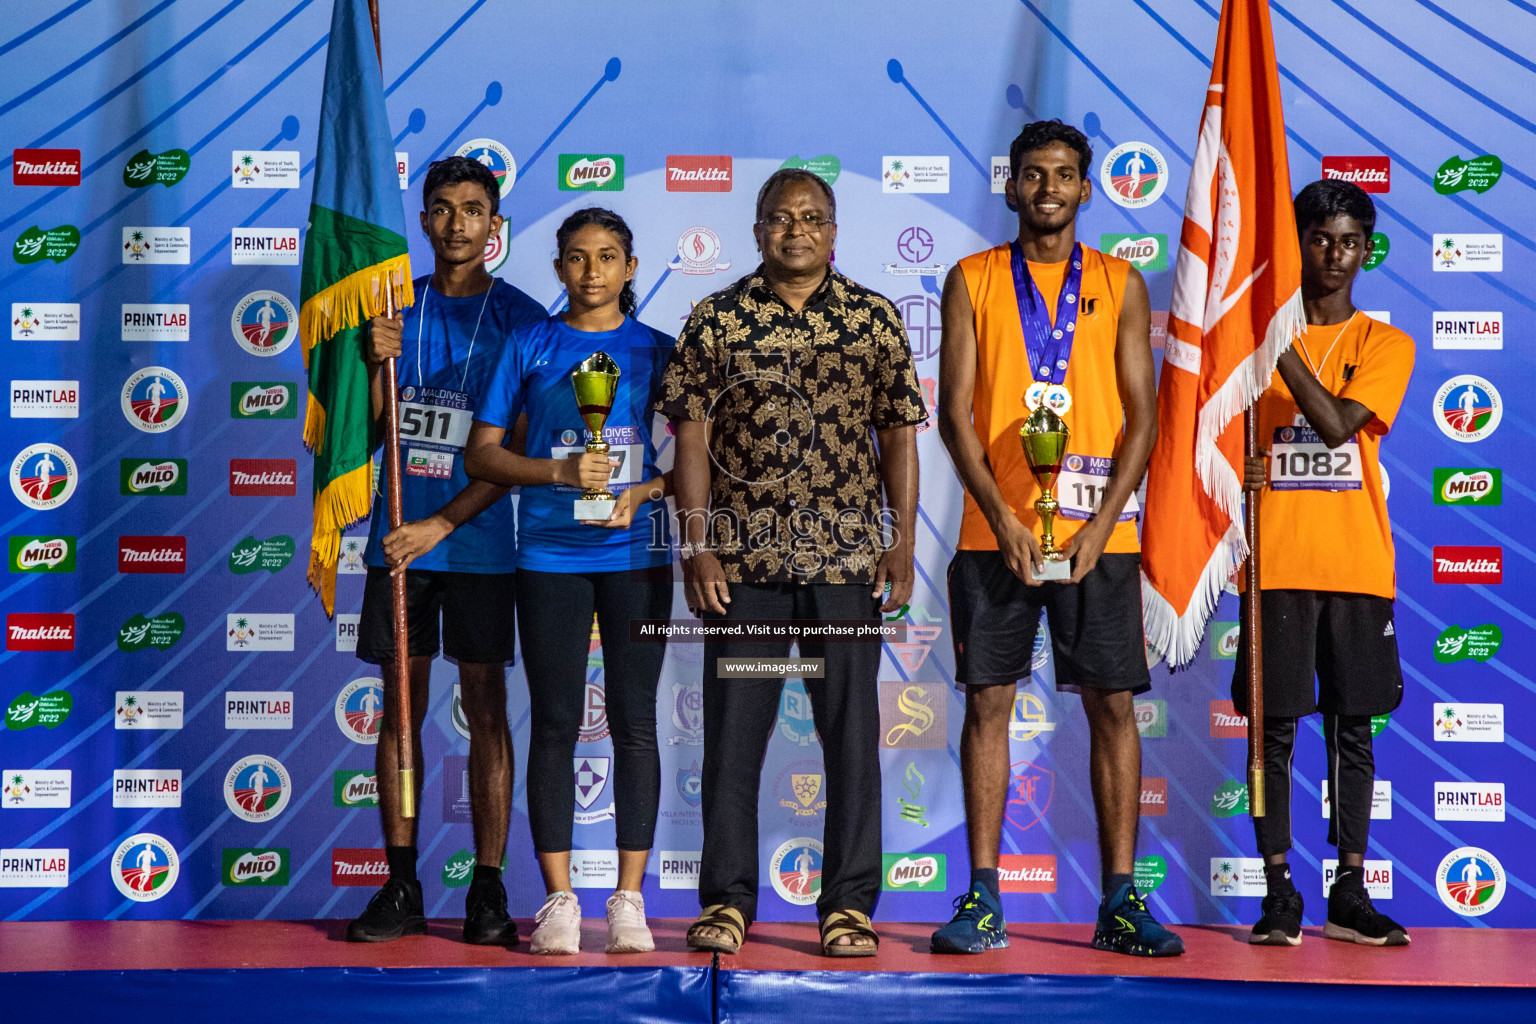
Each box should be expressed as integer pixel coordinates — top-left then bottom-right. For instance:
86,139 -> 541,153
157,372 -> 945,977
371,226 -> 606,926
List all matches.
465,208 -> 675,956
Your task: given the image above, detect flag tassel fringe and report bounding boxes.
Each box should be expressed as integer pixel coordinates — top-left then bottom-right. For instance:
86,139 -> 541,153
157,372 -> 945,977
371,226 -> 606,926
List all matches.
305,460 -> 372,616
1142,520 -> 1245,668
299,255 -> 414,367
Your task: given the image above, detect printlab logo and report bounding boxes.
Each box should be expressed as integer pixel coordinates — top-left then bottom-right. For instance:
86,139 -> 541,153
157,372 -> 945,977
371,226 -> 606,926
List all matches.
7,690 -> 72,731
1005,757 -> 1054,831
1433,233 -> 1502,272
13,148 -> 81,186
1436,847 -> 1505,916
1321,155 -> 1390,192
879,682 -> 945,749
1101,233 -> 1168,271
1432,312 -> 1501,350
223,848 -> 289,886
457,138 -> 516,196
335,678 -> 384,744
769,838 -> 824,905
1100,142 -> 1168,208
1435,782 -> 1505,822
1433,468 -> 1500,505
558,154 -> 624,191
113,769 -> 182,808
120,458 -> 186,495
1435,154 -> 1502,195
124,148 -> 189,188
231,291 -> 297,356
223,755 -> 291,822
660,851 -> 702,890
669,226 -> 731,275
120,366 -> 188,433
225,692 -> 293,730
13,225 -> 80,264
9,536 -> 74,574
666,154 -> 732,191
121,303 -> 189,342
0,849 -> 69,887
1434,624 -> 1500,663
11,444 -> 77,511
884,226 -> 946,277
231,228 -> 299,265
11,303 -> 80,340
897,761 -> 929,826
111,834 -> 178,901
1433,375 -> 1501,442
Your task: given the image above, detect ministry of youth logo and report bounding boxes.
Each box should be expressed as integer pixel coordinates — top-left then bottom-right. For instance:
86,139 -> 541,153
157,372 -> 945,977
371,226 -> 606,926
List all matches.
769,838 -> 824,906
335,678 -> 384,744
223,755 -> 291,822
10,443 -> 78,510
231,291 -> 297,357
112,833 -> 179,901
121,366 -> 188,433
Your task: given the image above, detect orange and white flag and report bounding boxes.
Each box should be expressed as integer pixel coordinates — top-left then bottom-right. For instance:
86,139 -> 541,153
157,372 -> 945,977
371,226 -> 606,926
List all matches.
1140,0 -> 1304,668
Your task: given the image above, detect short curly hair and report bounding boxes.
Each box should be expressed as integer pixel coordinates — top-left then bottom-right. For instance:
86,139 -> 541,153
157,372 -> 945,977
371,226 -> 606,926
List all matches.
1008,119 -> 1093,180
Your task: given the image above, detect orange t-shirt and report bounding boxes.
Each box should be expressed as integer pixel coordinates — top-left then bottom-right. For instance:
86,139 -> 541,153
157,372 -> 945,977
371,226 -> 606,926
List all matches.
957,243 -> 1140,554
1256,314 -> 1415,597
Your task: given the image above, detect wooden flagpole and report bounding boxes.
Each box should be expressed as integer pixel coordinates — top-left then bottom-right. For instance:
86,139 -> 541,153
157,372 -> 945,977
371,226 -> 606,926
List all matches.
1244,409 -> 1265,818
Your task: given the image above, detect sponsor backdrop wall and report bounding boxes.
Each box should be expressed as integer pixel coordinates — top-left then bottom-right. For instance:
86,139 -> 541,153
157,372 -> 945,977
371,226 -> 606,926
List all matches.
1,1 -> 1529,927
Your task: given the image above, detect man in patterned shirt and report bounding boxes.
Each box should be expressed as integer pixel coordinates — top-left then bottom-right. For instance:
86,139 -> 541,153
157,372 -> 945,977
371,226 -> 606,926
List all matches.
656,168 -> 927,957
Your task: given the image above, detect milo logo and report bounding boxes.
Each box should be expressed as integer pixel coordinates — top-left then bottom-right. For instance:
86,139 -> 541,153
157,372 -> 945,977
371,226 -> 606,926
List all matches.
1134,698 -> 1167,738
559,154 -> 623,191
1434,468 -> 1500,506
223,848 -> 289,886
1101,232 -> 1168,271
881,852 -> 946,891
228,535 -> 296,575
231,381 -> 296,419
120,458 -> 187,495
9,535 -> 75,573
333,769 -> 379,807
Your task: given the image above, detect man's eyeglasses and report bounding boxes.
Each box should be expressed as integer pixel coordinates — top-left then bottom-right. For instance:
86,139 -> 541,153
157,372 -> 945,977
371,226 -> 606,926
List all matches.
758,212 -> 834,233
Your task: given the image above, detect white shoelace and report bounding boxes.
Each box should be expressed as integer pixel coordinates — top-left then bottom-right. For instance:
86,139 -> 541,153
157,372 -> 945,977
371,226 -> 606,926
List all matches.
536,891 -> 580,926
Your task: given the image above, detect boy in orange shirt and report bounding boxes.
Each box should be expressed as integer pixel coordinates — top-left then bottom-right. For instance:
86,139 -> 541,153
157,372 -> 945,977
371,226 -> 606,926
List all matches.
1239,179 -> 1414,947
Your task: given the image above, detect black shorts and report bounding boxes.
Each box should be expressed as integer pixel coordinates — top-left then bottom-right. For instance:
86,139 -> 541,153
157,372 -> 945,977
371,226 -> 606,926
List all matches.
1231,589 -> 1402,718
947,550 -> 1151,694
357,567 -> 517,665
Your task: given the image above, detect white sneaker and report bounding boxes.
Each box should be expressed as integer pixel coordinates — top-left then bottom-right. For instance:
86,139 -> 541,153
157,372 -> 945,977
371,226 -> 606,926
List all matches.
605,890 -> 655,953
530,891 -> 581,955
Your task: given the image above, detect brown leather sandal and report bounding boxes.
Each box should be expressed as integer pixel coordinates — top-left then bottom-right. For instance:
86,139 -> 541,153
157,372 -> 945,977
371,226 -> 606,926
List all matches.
687,904 -> 748,954
820,908 -> 879,957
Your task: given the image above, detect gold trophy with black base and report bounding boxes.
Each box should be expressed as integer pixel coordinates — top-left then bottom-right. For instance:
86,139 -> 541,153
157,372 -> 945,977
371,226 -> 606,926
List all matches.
1020,404 -> 1072,581
571,352 -> 620,520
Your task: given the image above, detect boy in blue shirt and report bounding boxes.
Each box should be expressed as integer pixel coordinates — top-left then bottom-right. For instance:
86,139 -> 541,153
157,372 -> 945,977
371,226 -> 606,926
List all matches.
346,157 -> 543,946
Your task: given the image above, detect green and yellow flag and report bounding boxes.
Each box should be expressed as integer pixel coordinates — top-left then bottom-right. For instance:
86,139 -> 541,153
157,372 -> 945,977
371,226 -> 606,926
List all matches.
301,0 -> 413,614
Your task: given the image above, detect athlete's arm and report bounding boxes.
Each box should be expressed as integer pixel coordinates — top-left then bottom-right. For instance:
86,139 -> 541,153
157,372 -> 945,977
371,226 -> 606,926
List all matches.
589,471 -> 673,530
936,265 -> 1045,585
381,478 -> 512,574
673,418 -> 729,614
463,420 -> 612,489
1274,347 -> 1374,449
1062,266 -> 1157,584
873,424 -> 918,611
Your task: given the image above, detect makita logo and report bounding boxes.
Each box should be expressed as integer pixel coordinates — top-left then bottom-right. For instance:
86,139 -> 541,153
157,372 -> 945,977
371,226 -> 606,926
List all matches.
14,149 -> 82,186
1209,700 -> 1248,739
332,849 -> 389,885
1140,777 -> 1168,816
119,536 -> 186,573
6,614 -> 75,650
666,155 -> 732,192
229,459 -> 297,495
1433,546 -> 1503,584
998,854 -> 1057,892
1321,156 -> 1390,192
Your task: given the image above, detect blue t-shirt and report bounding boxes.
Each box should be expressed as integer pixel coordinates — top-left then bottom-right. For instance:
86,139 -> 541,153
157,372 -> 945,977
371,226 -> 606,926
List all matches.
475,314 -> 675,573
364,275 -> 545,573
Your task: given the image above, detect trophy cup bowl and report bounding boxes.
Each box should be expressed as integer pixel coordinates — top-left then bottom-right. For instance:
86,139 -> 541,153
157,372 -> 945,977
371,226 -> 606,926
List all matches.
570,352 -> 620,520
1019,404 -> 1072,581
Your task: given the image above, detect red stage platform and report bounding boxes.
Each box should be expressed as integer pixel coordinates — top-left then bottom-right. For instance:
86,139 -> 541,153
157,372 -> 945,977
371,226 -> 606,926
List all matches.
0,918 -> 1530,1023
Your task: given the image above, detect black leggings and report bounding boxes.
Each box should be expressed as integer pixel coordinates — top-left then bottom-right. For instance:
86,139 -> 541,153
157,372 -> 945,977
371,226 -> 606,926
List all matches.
1253,714 -> 1375,857
517,567 -> 671,853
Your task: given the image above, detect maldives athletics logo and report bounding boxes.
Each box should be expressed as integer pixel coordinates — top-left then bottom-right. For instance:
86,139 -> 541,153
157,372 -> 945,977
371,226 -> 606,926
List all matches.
223,755 -> 291,822
457,138 -> 515,197
1434,375 -> 1501,442
120,366 -> 188,433
231,291 -> 296,357
769,837 -> 824,905
335,678 -> 384,744
1436,847 -> 1505,916
10,444 -> 77,510
1099,142 -> 1168,209
111,833 -> 179,901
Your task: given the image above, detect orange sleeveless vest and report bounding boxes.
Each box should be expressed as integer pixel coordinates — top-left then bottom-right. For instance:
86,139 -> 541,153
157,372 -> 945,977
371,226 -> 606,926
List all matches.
956,243 -> 1140,554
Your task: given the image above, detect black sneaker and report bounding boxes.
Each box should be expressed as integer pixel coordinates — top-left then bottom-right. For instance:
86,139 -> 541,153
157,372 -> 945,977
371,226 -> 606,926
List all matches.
346,878 -> 427,943
1250,889 -> 1304,946
1324,880 -> 1410,946
463,875 -> 518,946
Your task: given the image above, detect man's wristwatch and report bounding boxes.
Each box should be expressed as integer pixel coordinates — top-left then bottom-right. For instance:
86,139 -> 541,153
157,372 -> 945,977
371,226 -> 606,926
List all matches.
678,543 -> 714,560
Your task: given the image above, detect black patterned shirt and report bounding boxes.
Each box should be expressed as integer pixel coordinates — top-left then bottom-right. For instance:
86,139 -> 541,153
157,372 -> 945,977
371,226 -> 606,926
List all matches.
654,266 -> 927,584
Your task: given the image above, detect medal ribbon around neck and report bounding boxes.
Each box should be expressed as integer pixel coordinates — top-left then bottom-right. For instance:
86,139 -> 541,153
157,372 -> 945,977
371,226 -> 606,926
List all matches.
1010,241 -> 1083,415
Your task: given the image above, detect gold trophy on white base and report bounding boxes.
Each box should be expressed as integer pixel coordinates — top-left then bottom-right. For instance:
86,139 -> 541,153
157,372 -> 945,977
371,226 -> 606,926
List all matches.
1020,404 -> 1072,581
570,352 -> 619,520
